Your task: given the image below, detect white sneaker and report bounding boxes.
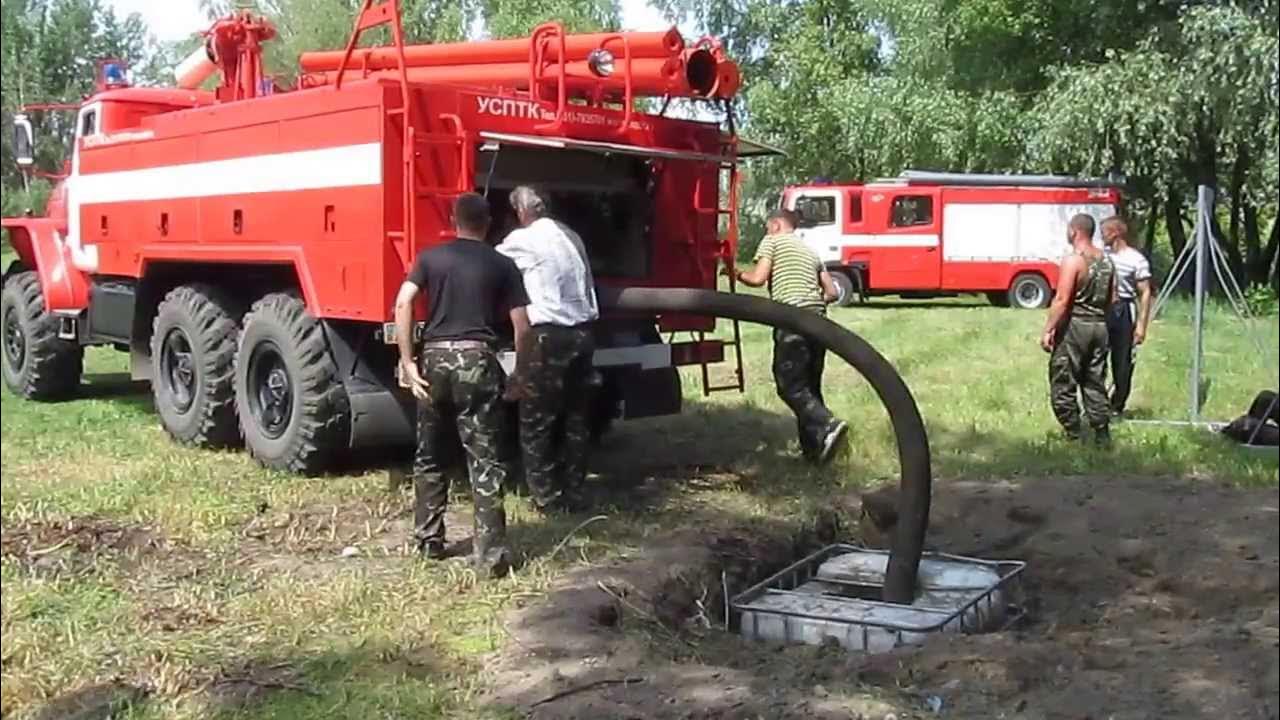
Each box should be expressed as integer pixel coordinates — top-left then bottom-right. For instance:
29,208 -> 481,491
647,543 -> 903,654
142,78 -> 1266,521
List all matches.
819,421 -> 849,464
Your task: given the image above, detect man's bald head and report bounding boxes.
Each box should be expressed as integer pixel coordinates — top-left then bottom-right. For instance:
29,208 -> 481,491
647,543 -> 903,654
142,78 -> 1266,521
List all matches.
1068,214 -> 1096,246
1069,213 -> 1096,238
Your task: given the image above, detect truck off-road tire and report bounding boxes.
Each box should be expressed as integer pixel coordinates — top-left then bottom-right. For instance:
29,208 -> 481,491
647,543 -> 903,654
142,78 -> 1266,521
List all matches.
1,271 -> 83,400
1007,273 -> 1051,309
151,284 -> 243,448
235,293 -> 350,475
830,270 -> 860,308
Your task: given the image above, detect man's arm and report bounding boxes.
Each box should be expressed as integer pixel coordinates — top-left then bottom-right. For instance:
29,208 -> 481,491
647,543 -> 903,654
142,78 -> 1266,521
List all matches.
495,231 -> 531,270
393,281 -> 430,399
737,256 -> 772,288
1134,277 -> 1153,344
1041,256 -> 1082,351
818,268 -> 839,303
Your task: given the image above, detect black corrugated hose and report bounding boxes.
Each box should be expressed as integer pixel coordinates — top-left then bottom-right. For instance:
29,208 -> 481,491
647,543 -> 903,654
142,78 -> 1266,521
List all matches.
598,287 -> 932,604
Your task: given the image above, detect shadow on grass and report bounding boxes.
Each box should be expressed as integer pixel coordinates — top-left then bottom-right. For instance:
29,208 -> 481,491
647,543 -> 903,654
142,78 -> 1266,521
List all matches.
78,372 -> 151,403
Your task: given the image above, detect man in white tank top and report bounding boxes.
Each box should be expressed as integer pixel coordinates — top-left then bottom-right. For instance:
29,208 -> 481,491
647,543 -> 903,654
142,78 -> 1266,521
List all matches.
1101,217 -> 1153,416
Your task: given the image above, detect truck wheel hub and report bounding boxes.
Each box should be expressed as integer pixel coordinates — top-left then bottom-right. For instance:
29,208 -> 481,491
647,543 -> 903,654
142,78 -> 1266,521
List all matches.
160,329 -> 196,412
249,343 -> 292,439
3,307 -> 25,370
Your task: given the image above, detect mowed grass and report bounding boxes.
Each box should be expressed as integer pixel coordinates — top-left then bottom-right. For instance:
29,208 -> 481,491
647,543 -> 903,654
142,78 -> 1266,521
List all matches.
2,264 -> 1277,718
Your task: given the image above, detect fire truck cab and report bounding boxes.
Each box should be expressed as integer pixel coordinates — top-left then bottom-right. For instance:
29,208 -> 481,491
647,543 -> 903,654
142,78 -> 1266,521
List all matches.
782,171 -> 1123,309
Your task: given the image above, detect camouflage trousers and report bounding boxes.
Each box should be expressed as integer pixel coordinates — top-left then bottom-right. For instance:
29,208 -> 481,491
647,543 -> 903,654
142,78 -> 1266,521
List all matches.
1049,319 -> 1111,438
516,325 -> 597,509
412,346 -> 508,564
772,328 -> 839,459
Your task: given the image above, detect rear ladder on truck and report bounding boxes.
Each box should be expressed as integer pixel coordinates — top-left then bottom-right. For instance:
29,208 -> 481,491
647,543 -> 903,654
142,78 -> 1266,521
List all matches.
692,136 -> 746,396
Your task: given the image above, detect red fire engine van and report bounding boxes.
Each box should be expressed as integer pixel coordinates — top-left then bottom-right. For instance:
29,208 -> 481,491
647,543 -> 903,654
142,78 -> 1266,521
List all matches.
782,171 -> 1123,309
1,2 -> 764,474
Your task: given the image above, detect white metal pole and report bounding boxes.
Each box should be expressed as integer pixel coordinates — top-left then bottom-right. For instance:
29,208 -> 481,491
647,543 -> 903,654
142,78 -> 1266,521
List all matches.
1190,186 -> 1211,422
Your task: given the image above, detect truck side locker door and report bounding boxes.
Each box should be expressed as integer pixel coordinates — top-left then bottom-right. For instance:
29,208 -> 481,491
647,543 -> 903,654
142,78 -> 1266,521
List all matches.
873,188 -> 941,290
788,189 -> 843,266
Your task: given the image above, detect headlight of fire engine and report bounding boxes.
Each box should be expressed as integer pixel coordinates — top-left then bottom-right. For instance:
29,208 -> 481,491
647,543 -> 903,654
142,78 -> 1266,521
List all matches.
587,49 -> 615,77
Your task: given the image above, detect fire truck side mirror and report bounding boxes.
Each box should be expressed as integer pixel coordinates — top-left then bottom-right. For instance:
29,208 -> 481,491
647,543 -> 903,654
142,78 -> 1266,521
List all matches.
13,114 -> 35,168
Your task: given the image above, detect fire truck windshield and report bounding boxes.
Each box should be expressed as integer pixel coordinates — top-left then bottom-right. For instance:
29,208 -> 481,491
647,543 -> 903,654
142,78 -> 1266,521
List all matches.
478,146 -> 654,279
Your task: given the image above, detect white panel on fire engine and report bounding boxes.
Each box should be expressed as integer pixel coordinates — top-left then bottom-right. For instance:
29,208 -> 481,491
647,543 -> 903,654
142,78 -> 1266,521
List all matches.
942,204 -> 1019,261
1017,203 -> 1115,260
791,191 -> 843,264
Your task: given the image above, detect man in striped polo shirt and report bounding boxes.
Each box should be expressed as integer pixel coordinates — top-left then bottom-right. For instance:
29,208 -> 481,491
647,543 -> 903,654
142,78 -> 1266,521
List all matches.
735,208 -> 848,463
1101,217 -> 1153,416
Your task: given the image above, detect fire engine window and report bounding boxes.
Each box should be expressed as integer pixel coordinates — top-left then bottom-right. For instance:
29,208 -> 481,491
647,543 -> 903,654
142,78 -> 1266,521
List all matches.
795,196 -> 836,227
848,191 -> 864,223
891,195 -> 933,227
79,109 -> 98,137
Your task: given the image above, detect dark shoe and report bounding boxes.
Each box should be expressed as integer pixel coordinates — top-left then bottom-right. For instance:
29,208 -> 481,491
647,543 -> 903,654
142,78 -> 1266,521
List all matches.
1063,425 -> 1084,442
1093,428 -> 1113,449
419,540 -> 447,560
533,494 -> 585,516
818,421 -> 849,465
475,548 -> 511,579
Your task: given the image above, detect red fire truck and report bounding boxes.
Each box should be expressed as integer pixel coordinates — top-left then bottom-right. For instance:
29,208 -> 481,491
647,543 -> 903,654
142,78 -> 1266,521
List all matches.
1,1 -> 766,473
782,172 -> 1123,309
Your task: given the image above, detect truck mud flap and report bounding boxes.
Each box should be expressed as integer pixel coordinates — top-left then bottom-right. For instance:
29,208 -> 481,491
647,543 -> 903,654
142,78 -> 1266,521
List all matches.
598,287 -> 932,604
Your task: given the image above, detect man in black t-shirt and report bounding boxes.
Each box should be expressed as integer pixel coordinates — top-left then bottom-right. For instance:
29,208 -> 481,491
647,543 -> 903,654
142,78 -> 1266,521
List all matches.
394,193 -> 531,579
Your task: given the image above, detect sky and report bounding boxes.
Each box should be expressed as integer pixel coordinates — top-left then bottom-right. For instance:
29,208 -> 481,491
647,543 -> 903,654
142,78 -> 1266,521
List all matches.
108,0 -> 678,44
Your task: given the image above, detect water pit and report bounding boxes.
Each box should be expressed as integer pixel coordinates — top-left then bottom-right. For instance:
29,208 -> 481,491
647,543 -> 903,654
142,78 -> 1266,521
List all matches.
730,544 -> 1026,654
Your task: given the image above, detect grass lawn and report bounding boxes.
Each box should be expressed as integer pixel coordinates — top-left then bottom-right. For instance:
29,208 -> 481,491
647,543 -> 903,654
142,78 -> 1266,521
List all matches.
2,277 -> 1277,718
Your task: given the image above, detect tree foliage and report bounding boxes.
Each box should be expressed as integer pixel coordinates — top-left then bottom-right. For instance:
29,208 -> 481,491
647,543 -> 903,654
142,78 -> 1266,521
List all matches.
3,0 -> 1277,285
1029,4 -> 1279,283
658,0 -> 1278,280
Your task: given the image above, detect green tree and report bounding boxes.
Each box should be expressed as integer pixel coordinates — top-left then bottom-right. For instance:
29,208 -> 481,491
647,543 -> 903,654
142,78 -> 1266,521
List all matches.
1028,4 -> 1279,286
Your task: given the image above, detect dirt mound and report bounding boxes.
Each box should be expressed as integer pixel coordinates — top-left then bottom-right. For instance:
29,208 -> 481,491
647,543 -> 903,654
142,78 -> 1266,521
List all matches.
487,476 -> 1280,720
1,516 -> 166,574
888,476 -> 1280,719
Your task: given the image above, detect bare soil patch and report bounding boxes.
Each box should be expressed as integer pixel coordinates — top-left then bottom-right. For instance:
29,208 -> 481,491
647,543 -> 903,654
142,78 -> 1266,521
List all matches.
239,494 -> 414,556
487,475 -> 1280,720
0,516 -> 167,575
234,492 -> 485,581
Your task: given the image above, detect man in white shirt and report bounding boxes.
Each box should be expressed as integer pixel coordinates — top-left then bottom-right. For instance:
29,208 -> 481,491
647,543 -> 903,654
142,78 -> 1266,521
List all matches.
1101,216 -> 1153,416
498,186 -> 600,513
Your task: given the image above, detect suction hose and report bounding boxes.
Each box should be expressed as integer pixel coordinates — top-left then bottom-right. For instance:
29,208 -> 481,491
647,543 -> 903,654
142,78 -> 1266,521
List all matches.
598,287 -> 931,604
